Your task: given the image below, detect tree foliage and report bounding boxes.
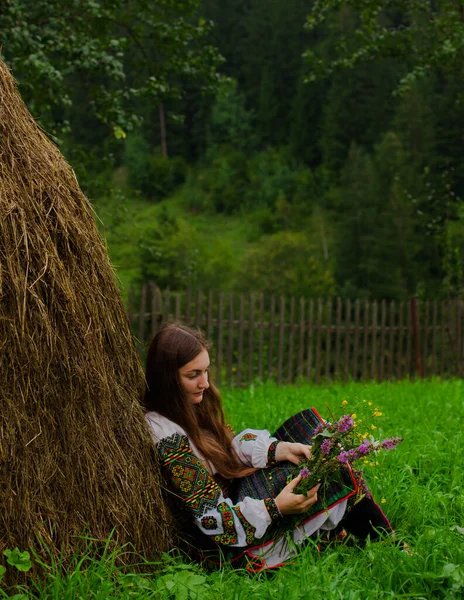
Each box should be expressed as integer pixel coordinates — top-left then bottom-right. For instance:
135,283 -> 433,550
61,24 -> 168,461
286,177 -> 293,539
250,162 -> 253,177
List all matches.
0,0 -> 223,135
305,0 -> 464,94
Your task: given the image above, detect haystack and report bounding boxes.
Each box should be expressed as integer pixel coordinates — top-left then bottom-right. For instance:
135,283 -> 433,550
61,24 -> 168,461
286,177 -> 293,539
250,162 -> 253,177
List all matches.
0,59 -> 172,573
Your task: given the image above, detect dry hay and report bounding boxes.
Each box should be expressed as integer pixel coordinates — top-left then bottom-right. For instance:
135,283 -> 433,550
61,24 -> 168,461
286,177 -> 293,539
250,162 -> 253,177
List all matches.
0,59 -> 173,574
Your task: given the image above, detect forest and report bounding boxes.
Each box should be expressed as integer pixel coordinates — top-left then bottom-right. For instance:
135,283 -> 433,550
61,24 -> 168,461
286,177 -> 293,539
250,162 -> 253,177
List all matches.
2,0 -> 464,301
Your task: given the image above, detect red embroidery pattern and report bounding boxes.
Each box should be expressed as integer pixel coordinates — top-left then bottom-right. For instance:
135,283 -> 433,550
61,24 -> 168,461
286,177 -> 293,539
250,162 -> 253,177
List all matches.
213,502 -> 238,545
158,434 -> 221,518
232,506 -> 256,545
239,433 -> 258,442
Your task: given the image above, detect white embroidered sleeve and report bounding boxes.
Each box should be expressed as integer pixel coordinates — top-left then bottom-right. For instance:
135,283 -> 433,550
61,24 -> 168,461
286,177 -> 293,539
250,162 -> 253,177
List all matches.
231,429 -> 280,468
155,432 -> 281,547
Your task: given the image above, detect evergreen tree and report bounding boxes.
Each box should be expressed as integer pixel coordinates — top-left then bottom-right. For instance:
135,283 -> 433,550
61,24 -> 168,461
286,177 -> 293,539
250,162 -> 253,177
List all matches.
333,143 -> 404,299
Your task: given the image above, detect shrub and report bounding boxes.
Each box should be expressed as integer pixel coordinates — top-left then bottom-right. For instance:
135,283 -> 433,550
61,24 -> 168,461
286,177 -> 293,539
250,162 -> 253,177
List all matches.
124,134 -> 187,200
139,210 -> 236,291
236,231 -> 336,298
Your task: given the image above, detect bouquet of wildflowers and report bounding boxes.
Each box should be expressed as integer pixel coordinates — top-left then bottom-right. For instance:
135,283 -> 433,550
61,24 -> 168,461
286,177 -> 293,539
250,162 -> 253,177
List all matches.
293,400 -> 403,499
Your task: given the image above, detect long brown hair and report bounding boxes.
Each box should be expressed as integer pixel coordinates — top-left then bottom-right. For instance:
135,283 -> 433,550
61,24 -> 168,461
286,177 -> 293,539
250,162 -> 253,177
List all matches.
143,323 -> 255,479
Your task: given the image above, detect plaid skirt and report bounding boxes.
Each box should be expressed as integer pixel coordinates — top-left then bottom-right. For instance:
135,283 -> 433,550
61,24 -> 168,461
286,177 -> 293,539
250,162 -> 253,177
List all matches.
190,408 -> 358,571
229,407 -> 358,544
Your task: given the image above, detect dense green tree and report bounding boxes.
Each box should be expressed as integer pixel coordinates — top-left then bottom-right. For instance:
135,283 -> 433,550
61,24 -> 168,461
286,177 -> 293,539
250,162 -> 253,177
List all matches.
305,0 -> 464,93
332,143 -> 406,299
0,0 -> 223,137
206,79 -> 258,155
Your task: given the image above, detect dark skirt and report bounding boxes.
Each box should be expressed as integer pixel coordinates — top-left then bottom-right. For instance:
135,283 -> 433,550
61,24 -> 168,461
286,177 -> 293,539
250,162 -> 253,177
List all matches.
232,408 -> 357,517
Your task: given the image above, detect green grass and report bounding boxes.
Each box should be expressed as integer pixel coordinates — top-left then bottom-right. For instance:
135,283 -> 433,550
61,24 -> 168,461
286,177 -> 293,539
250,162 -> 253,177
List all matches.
2,380 -> 464,599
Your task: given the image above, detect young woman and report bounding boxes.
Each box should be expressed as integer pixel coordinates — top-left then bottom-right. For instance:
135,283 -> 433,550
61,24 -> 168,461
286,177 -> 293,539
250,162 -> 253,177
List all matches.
143,323 -> 394,571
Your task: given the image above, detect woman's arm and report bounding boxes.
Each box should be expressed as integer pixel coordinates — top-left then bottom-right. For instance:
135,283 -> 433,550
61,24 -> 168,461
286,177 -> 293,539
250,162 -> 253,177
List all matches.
231,429 -> 280,468
232,430 -> 311,468
157,432 -> 279,547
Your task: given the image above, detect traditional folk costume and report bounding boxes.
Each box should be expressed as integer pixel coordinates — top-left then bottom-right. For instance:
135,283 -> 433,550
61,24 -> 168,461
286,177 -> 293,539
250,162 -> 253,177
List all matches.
146,408 -> 392,572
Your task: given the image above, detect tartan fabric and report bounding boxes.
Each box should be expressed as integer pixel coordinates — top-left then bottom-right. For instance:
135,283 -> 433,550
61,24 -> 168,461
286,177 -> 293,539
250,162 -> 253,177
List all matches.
233,409 -> 356,519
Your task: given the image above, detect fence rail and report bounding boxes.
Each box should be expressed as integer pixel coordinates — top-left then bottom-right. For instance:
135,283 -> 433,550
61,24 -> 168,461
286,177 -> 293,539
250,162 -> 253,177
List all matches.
127,282 -> 464,386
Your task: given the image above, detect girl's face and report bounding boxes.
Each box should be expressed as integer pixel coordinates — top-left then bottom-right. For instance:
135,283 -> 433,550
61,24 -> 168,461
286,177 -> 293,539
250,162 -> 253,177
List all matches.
178,348 -> 210,404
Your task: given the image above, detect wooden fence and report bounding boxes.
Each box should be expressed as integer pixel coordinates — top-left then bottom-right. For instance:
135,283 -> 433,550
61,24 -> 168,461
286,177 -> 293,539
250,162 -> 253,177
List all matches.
127,282 -> 464,386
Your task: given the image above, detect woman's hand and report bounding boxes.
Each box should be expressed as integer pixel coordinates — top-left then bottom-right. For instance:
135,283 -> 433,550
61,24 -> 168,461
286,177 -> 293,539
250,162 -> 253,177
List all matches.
274,475 -> 320,515
275,441 -> 311,465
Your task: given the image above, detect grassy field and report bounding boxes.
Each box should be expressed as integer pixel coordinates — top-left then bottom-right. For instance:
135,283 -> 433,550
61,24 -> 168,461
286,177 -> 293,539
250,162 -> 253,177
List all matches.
2,379 -> 464,599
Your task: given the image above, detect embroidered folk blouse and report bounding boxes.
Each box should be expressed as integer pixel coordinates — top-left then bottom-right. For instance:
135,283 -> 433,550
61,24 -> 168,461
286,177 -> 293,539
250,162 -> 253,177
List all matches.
145,411 -> 281,547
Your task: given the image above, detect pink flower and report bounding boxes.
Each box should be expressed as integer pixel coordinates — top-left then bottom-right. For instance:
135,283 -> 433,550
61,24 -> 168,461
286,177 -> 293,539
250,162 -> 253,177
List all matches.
381,437 -> 403,451
313,423 -> 325,436
336,414 -> 354,433
338,451 -> 350,463
321,439 -> 332,455
300,466 -> 311,478
357,440 -> 372,456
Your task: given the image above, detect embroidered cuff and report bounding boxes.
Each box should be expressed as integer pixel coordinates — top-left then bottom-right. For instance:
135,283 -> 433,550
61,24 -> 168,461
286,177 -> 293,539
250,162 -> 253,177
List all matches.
264,497 -> 282,521
266,441 -> 279,467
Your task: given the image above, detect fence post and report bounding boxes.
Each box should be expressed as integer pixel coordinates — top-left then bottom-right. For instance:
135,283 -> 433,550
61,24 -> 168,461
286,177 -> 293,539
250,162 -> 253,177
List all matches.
248,294 -> 255,383
216,292 -> 224,386
297,297 -> 305,380
227,294 -> 234,386
325,298 -> 332,381
138,282 -> 148,352
306,299 -> 314,382
410,296 -> 423,379
343,298 -> 351,382
277,296 -> 285,385
352,299 -> 360,381
288,296 -> 295,384
258,294 -> 265,380
148,281 -> 162,340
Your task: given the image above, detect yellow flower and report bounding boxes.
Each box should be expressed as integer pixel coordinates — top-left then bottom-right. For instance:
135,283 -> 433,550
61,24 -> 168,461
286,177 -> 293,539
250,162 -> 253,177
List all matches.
371,425 -> 377,430
374,411 -> 383,417
375,461 -> 379,466
368,402 -> 373,406
362,432 -> 369,439
369,462 -> 375,467
352,413 -> 357,419
381,498 -> 386,504
342,400 -> 348,406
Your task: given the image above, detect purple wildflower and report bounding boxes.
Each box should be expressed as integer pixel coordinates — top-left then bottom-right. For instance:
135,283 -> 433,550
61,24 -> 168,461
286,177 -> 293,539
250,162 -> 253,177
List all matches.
381,437 -> 403,451
321,439 -> 332,455
300,466 -> 311,478
348,449 -> 359,461
336,414 -> 354,433
338,451 -> 350,463
357,439 -> 372,456
313,423 -> 325,436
